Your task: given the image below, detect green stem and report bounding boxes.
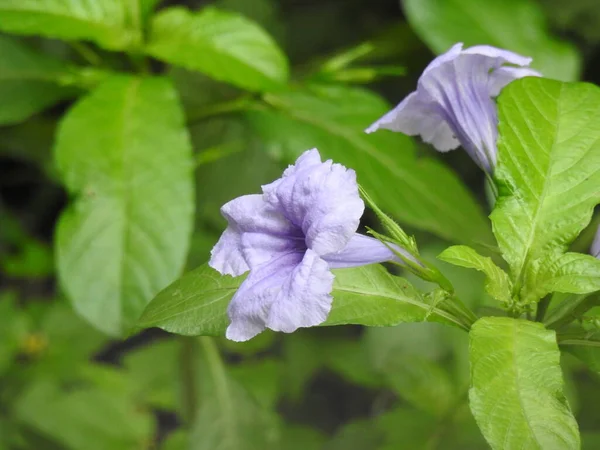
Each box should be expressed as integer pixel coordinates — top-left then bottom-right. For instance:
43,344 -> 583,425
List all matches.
180,337 -> 198,425
545,293 -> 598,330
186,96 -> 254,124
69,41 -> 102,67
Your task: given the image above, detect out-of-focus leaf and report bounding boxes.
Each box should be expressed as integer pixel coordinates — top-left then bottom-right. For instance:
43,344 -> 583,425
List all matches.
376,408 -> 432,449
491,78 -> 600,304
282,331 -> 323,401
469,317 -> 579,449
55,75 -> 194,336
438,245 -> 512,304
123,339 -> 179,409
139,263 -> 468,336
190,337 -> 277,450
0,0 -> 133,50
403,0 -> 581,81
162,431 -> 188,450
249,85 -> 492,245
583,433 -> 600,450
16,381 -> 153,450
322,338 -> 383,388
0,36 -> 72,125
147,7 -> 288,91
560,330 -> 600,374
325,419 -> 383,450
0,292 -> 29,373
279,425 -> 327,450
219,329 -> 275,355
230,358 -> 282,409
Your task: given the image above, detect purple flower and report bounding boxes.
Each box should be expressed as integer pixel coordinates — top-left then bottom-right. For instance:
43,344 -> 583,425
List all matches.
366,43 -> 540,172
210,149 -> 405,341
592,225 -> 600,258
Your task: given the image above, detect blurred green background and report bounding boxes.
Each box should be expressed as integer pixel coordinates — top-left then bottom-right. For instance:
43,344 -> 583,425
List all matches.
1,0 -> 600,449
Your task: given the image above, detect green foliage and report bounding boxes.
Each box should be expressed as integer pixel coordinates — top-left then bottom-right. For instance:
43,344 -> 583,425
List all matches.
403,0 -> 581,81
0,0 -> 135,50
0,36 -> 72,125
492,77 -> 600,304
469,317 -> 580,449
147,7 -> 288,91
140,263 -> 469,336
249,84 -> 492,245
55,75 -> 194,336
438,245 -> 512,304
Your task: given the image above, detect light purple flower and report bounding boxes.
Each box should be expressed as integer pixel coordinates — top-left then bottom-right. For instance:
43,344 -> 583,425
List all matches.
210,149 -> 405,341
366,43 -> 540,172
592,225 -> 600,258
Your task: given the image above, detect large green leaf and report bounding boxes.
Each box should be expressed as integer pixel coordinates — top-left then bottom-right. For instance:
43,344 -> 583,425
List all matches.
0,0 -> 133,50
190,337 -> 277,450
469,317 -> 579,449
138,263 -> 468,336
0,36 -> 72,125
55,75 -> 194,336
147,6 -> 288,92
491,78 -> 600,302
248,85 -> 492,245
438,245 -> 512,304
403,0 -> 580,81
16,381 -> 153,450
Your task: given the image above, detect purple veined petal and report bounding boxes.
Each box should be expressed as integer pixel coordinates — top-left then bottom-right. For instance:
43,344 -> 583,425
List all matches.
210,194 -> 300,276
241,232 -> 305,269
592,225 -> 600,258
226,251 -> 304,341
462,45 -> 533,67
488,66 -> 542,97
422,42 -> 464,75
266,249 -> 334,333
209,227 -> 248,276
263,150 -> 364,256
365,92 -> 460,152
323,233 -> 415,268
261,148 -> 322,198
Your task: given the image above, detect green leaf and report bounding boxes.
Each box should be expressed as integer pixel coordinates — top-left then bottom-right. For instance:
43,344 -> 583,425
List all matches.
0,36 -> 73,125
190,337 -> 277,450
438,245 -> 512,304
0,0 -> 134,50
16,381 -> 153,450
469,317 -> 580,449
229,358 -> 282,409
147,6 -> 288,91
403,0 -> 581,81
523,253 -> 600,303
55,75 -> 194,336
491,77 -> 600,302
139,263 -> 469,336
250,85 -> 492,245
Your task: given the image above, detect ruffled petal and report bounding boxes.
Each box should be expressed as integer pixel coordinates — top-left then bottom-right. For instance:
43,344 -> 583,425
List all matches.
266,249 -> 334,333
365,92 -> 460,152
263,149 -> 364,256
323,233 -> 415,268
209,227 -> 248,276
210,194 -> 300,275
488,66 -> 541,97
226,251 -> 304,341
462,45 -> 533,66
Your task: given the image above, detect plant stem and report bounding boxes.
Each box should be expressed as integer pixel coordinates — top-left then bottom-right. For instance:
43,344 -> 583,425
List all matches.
180,337 -> 198,425
186,96 -> 253,124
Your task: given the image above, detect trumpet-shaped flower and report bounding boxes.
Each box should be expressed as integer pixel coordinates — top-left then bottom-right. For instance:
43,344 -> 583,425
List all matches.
210,149 -> 407,341
366,43 -> 540,172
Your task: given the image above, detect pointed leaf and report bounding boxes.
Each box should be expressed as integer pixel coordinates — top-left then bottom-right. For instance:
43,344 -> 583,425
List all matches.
0,0 -> 133,50
55,75 -> 194,336
138,263 -> 468,336
491,77 -> 600,301
438,245 -> 512,304
147,7 -> 288,91
403,0 -> 580,81
248,85 -> 492,245
469,317 -> 579,449
0,36 -> 73,125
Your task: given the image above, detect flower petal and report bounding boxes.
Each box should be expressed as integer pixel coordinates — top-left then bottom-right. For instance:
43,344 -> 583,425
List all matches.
263,149 -> 364,255
592,225 -> 600,258
266,249 -> 334,333
226,251 -> 304,341
210,194 -> 300,276
323,233 -> 414,268
462,45 -> 533,67
488,66 -> 541,97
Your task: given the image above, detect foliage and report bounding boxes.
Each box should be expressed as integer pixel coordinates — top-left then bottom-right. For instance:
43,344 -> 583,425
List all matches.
1,0 -> 600,449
